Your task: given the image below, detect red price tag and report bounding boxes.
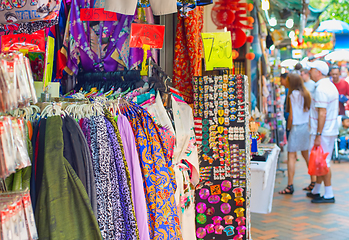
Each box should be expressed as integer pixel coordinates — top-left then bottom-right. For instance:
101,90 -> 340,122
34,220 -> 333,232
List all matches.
129,23 -> 165,49
1,30 -> 45,53
80,8 -> 118,21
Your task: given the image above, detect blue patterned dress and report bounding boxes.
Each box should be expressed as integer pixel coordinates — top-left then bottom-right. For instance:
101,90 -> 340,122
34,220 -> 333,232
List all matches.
122,102 -> 182,240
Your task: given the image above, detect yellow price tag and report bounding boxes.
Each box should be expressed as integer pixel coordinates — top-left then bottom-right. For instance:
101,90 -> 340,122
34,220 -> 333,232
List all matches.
43,36 -> 55,89
201,32 -> 233,71
140,44 -> 150,76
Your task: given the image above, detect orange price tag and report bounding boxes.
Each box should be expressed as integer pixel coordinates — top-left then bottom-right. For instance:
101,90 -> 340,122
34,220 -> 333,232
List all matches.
129,23 -> 165,49
80,8 -> 118,21
1,30 -> 45,53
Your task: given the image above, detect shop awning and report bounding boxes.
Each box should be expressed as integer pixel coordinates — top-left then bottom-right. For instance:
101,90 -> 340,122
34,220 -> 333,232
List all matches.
335,34 -> 349,50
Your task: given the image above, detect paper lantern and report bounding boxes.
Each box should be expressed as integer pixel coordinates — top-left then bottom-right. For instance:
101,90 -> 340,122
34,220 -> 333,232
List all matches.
211,3 -> 236,29
246,36 -> 254,43
246,52 -> 255,60
232,50 -> 239,59
247,16 -> 254,25
230,28 -> 247,48
247,3 -> 254,12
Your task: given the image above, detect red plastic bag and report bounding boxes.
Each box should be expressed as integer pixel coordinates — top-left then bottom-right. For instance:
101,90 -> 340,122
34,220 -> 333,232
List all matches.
308,146 -> 330,176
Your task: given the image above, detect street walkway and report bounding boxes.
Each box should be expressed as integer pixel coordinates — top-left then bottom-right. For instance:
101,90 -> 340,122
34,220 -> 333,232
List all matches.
251,151 -> 349,240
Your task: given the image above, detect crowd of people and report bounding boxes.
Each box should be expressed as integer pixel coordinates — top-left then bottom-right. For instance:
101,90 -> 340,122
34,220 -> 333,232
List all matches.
278,60 -> 349,204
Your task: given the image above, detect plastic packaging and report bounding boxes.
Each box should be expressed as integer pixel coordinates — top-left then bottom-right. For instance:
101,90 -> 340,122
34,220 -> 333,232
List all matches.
0,52 -> 37,112
308,146 -> 329,176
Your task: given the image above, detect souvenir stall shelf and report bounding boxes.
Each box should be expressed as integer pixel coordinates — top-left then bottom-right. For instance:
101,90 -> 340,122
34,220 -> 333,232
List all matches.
193,74 -> 250,240
265,81 -> 285,146
0,52 -> 39,239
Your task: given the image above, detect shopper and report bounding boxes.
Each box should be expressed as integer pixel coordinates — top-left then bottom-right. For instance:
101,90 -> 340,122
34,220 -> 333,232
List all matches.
330,65 -> 349,115
307,60 -> 339,204
279,73 -> 312,194
300,68 -> 315,96
338,116 -> 349,154
280,73 -> 289,138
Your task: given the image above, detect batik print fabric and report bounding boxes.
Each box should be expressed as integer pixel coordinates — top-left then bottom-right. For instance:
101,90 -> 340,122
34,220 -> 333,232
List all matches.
146,93 -> 200,240
104,115 -> 139,240
122,103 -> 182,240
89,116 -> 125,239
0,17 -> 58,35
117,114 -> 151,240
173,6 -> 204,104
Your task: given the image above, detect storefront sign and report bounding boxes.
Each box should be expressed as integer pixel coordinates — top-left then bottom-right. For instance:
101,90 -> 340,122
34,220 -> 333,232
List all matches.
129,23 -> 165,49
201,32 -> 233,71
80,8 -> 118,21
1,30 -> 45,53
291,28 -> 333,50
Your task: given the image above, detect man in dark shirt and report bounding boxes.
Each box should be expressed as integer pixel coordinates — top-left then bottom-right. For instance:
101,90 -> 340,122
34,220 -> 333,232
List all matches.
330,66 -> 349,115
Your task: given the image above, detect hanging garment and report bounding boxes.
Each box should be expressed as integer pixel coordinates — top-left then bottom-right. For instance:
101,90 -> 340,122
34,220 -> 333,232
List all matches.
61,0 -> 144,76
62,116 -> 97,216
104,117 -> 139,240
146,94 -> 199,239
103,0 -> 177,15
0,0 -> 61,24
34,119 -> 46,204
122,103 -> 181,240
196,0 -> 212,5
35,116 -> 102,240
0,17 -> 59,35
117,113 -> 150,240
149,0 -> 177,15
173,7 -> 204,103
104,0 -> 138,15
144,92 -> 176,158
89,116 -> 125,239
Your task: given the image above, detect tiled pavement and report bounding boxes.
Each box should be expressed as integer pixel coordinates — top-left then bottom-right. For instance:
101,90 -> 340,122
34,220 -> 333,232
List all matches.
251,150 -> 349,240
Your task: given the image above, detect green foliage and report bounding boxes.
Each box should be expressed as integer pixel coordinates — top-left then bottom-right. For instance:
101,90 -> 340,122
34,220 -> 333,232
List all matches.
310,0 -> 331,9
313,0 -> 349,24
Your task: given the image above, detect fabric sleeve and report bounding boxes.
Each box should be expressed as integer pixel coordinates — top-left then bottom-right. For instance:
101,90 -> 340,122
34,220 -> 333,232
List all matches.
314,89 -> 328,108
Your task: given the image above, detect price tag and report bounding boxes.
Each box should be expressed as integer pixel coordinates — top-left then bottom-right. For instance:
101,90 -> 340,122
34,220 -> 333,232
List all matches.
80,8 -> 118,21
1,30 -> 45,53
201,32 -> 233,71
129,23 -> 165,49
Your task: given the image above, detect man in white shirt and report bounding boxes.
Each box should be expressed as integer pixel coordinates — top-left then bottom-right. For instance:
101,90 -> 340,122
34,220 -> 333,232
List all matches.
307,60 -> 339,203
300,68 -> 315,96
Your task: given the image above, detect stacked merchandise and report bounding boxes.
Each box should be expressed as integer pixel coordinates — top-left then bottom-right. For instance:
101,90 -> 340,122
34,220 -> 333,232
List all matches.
193,75 -> 250,240
0,52 -> 37,112
0,191 -> 38,239
0,117 -> 31,180
265,81 -> 285,146
0,52 -> 39,239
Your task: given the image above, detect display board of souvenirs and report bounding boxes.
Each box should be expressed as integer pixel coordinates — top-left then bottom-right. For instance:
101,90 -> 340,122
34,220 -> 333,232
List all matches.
193,74 -> 250,240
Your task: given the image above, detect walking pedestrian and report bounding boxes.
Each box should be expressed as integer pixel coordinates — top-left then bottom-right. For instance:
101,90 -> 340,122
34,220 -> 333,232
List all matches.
279,73 -> 312,194
300,68 -> 315,96
330,65 -> 349,115
307,60 -> 338,204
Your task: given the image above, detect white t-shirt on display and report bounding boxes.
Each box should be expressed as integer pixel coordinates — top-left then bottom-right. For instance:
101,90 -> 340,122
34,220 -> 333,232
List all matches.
310,78 -> 339,136
290,90 -> 310,125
